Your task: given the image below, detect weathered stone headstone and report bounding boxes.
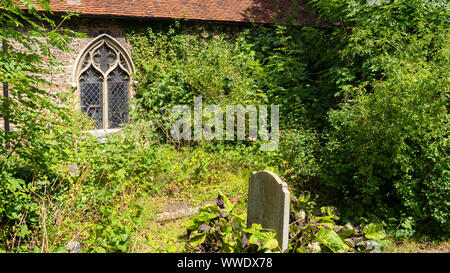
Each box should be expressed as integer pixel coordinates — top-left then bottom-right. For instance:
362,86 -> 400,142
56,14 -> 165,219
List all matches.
247,171 -> 290,252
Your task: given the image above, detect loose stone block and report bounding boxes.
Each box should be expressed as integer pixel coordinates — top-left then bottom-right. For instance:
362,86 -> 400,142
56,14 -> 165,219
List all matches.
247,170 -> 290,252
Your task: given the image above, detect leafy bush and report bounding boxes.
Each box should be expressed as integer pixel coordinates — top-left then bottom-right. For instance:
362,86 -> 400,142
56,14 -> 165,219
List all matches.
241,25 -> 340,129
270,128 -> 320,188
124,23 -> 267,141
317,0 -> 449,234
323,61 -> 449,233
0,0 -> 88,251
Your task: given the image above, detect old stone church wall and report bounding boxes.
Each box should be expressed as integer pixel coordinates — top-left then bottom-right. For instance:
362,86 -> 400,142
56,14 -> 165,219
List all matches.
48,17 -> 242,93
0,17 -> 131,130
0,17 -> 244,130
48,17 -> 132,94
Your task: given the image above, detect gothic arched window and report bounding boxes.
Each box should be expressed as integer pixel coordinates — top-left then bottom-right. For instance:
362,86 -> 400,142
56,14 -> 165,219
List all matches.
74,34 -> 134,130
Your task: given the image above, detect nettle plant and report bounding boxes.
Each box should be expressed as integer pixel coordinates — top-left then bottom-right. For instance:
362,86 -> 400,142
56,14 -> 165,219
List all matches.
183,193 -> 280,253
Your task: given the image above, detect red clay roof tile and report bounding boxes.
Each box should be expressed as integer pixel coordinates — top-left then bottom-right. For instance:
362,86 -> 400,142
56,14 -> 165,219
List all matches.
42,0 -> 322,25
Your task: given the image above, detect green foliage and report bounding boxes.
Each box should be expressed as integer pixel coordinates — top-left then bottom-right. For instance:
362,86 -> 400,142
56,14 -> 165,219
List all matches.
145,235 -> 183,253
317,0 -> 449,234
186,192 -> 389,253
39,123 -> 268,253
1,0 -> 448,253
0,0 -> 83,167
363,223 -> 387,240
270,128 -> 320,187
315,229 -> 350,253
183,192 -> 280,253
124,23 -> 266,141
0,0 -> 89,252
242,24 -> 340,129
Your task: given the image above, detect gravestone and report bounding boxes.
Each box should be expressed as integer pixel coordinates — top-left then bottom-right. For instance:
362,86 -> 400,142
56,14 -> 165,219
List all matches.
247,171 -> 290,252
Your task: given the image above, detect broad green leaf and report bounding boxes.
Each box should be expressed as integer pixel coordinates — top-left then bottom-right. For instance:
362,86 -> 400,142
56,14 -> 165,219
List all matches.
248,232 -> 268,246
199,204 -> 219,214
242,223 -> 263,234
192,211 -> 217,223
363,223 -> 386,240
189,231 -> 207,247
316,229 -> 349,253
223,233 -> 236,246
262,238 -> 279,250
338,222 -> 356,238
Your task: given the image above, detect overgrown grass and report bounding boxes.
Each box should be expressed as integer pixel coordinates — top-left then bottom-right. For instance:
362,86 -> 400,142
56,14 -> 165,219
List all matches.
130,169 -> 250,253
31,127 -> 272,253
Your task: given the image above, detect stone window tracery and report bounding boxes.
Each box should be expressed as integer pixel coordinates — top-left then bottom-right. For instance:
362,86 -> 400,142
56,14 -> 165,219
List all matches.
74,35 -> 133,130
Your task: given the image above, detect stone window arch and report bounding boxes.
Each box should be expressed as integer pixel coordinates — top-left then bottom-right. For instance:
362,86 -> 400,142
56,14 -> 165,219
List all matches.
73,34 -> 134,130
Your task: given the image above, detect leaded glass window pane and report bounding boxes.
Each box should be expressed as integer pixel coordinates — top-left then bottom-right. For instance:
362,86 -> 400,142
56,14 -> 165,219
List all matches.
80,67 -> 103,129
107,67 -> 129,129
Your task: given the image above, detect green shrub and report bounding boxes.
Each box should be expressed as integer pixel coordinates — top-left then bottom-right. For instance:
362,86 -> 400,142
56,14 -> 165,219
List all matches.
324,62 -> 449,233
269,128 -> 320,188
0,0 -> 87,251
241,25 -> 340,129
124,23 -> 267,141
319,0 -> 449,234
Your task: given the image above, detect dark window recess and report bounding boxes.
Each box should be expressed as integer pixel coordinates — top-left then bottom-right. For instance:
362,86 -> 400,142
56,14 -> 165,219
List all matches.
80,67 -> 103,129
107,68 -> 129,129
